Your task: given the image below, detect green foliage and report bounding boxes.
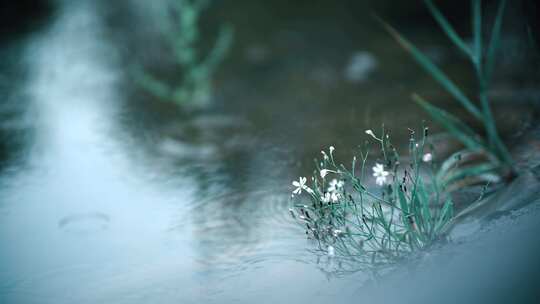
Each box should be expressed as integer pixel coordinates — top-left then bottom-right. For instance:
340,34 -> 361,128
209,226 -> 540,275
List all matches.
290,128 -> 453,269
381,0 -> 512,188
135,0 -> 233,107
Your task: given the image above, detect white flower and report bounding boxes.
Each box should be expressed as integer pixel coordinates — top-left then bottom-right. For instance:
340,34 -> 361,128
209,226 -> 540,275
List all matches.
365,129 -> 380,141
323,192 -> 341,203
372,163 -> 389,186
322,192 -> 330,203
329,146 -> 335,154
422,153 -> 433,162
327,179 -> 344,193
333,229 -> 343,237
327,245 -> 335,257
321,151 -> 329,160
292,177 -> 308,194
320,169 -> 337,178
320,169 -> 329,178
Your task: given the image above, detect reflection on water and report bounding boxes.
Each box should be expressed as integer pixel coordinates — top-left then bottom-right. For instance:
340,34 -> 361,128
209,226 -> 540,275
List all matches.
0,1 -> 200,302
0,2 -> 311,303
0,0 -> 535,303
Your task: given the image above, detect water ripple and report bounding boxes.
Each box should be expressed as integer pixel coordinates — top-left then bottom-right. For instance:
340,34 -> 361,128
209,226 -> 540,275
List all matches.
177,187 -> 307,276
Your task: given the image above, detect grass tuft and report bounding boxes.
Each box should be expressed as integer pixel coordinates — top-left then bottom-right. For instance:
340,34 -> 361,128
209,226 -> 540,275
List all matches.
380,0 -> 513,188
290,128 -> 453,270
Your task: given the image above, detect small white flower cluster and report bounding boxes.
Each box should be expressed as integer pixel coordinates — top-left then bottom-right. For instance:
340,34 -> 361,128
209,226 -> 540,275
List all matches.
372,163 -> 389,186
327,178 -> 344,192
289,145 -> 392,258
422,152 -> 433,162
365,129 -> 380,141
291,146 -> 347,204
292,177 -> 313,196
320,145 -> 335,161
332,229 -> 343,237
320,168 -> 338,178
292,145 -> 394,202
322,178 -> 343,203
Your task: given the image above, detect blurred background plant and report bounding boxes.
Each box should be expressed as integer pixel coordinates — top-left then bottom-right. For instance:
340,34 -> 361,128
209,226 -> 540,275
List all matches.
382,0 -> 514,192
133,0 -> 233,108
290,128 -> 454,271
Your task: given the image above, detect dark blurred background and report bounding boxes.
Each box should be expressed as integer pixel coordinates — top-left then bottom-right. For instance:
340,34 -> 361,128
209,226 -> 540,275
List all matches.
1,0 -> 538,43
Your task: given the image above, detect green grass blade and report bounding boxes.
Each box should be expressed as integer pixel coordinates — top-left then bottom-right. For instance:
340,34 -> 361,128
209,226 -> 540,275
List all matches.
398,185 -> 409,216
424,0 -> 472,57
435,198 -> 453,234
493,131 -> 513,165
442,162 -> 499,186
486,0 -> 507,82
479,90 -> 513,166
380,19 -> 483,120
397,185 -> 412,231
397,185 -> 420,247
415,179 -> 432,237
482,0 -> 512,166
472,0 -> 482,64
437,149 -> 476,181
413,94 -> 486,151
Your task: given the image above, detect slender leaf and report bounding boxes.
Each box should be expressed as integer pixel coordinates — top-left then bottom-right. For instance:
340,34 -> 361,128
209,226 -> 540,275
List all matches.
442,162 -> 499,186
493,130 -> 513,165
479,89 -> 513,165
379,19 -> 483,120
472,0 -> 482,64
413,94 -> 486,151
424,0 -> 472,57
417,180 -> 432,236
437,149 -> 477,181
435,199 -> 454,234
481,0 -> 512,166
397,185 -> 411,228
486,0 -> 507,82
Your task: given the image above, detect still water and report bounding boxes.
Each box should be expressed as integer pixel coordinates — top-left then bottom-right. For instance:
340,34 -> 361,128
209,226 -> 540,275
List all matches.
0,1 -> 536,303
0,2 -> 349,302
